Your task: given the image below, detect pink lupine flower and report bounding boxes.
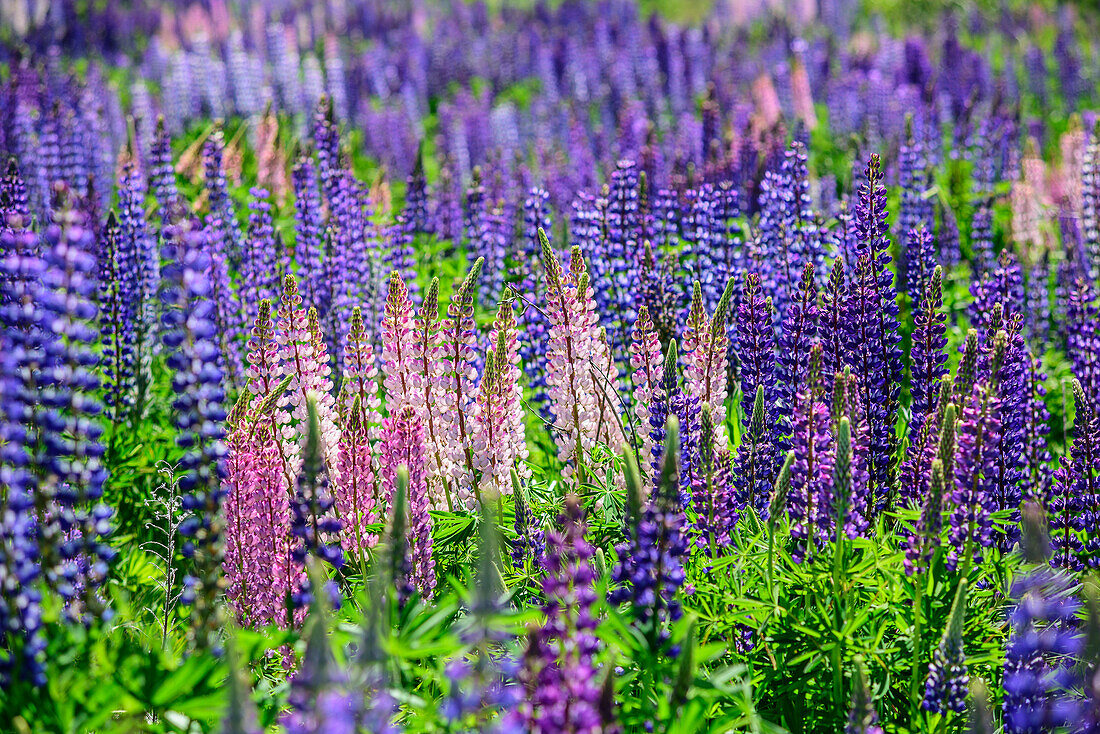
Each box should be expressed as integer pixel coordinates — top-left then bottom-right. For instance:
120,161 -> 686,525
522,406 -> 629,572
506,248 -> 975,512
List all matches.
335,398 -> 377,566
255,109 -> 289,206
1011,138 -> 1047,256
540,229 -> 621,485
275,275 -> 339,478
629,305 -> 663,480
223,302 -> 304,629
381,270 -> 420,418
223,403 -> 259,623
790,56 -> 818,131
591,325 -> 627,453
305,306 -> 341,473
339,305 -> 382,441
411,278 -> 454,508
473,292 -> 529,492
496,294 -> 530,483
231,419 -> 301,629
380,407 -> 435,596
438,258 -> 484,506
1059,116 -> 1085,217
682,280 -> 735,446
751,72 -> 782,131
241,298 -> 295,493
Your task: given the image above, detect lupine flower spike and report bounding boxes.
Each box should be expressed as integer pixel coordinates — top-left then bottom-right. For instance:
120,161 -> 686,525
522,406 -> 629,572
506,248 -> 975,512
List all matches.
923,579 -> 969,714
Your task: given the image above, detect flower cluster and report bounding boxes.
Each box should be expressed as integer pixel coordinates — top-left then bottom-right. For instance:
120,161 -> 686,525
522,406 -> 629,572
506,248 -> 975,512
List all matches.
520,494 -> 604,734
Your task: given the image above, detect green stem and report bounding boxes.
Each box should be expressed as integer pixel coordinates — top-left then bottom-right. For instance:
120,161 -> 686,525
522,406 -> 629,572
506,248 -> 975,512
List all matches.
766,525 -> 776,606
831,517 -> 847,717
908,573 -> 926,722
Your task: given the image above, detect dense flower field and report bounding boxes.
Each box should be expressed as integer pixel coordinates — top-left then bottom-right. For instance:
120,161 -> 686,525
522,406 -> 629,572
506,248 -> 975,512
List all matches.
3,0 -> 1100,731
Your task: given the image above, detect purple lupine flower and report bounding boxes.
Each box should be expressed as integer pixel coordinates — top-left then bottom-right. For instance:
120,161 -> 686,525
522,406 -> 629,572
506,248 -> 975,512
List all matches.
465,170 -> 498,306
289,395 -> 345,613
97,215 -> 131,418
904,440 -> 950,578
648,340 -> 679,478
521,493 -> 604,734
39,215 -> 114,621
689,405 -> 727,550
752,161 -> 800,320
846,662 -> 884,734
283,589 -> 377,734
1021,349 -> 1052,502
100,153 -> 157,421
843,256 -> 893,515
202,129 -> 243,266
775,262 -> 818,446
385,218 -> 418,302
733,385 -> 776,518
10,98 -> 45,214
637,238 -> 682,350
239,188 -> 281,332
734,272 -> 777,430
149,117 -> 180,226
610,417 -> 688,644
923,579 -> 969,714
118,152 -> 158,304
1003,503 -> 1085,733
909,265 -> 948,441
0,349 -> 47,685
1049,380 -> 1100,570
968,202 -> 996,278
199,140 -> 244,388
481,202 -> 510,307
200,218 -> 243,389
683,184 -> 718,311
1025,255 -> 1052,348
517,187 -> 552,417
970,249 -> 1025,337
672,388 -> 701,509
313,97 -> 342,206
1,211 -> 114,681
946,382 -> 1001,572
904,226 -> 937,310
403,147 -> 430,237
1065,278 -> 1100,413
596,159 -> 642,362
443,512 -> 522,729
0,222 -> 49,683
38,104 -> 62,204
898,123 -> 935,300
693,180 -> 742,316
819,257 -> 847,381
1,161 -> 31,232
160,226 -> 228,649
58,109 -> 87,198
937,200 -> 960,268
788,386 -> 835,564
985,314 -> 1029,549
843,155 -> 903,513
512,472 -> 544,572
293,155 -> 327,316
432,156 -> 465,244
1054,14 -> 1081,112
